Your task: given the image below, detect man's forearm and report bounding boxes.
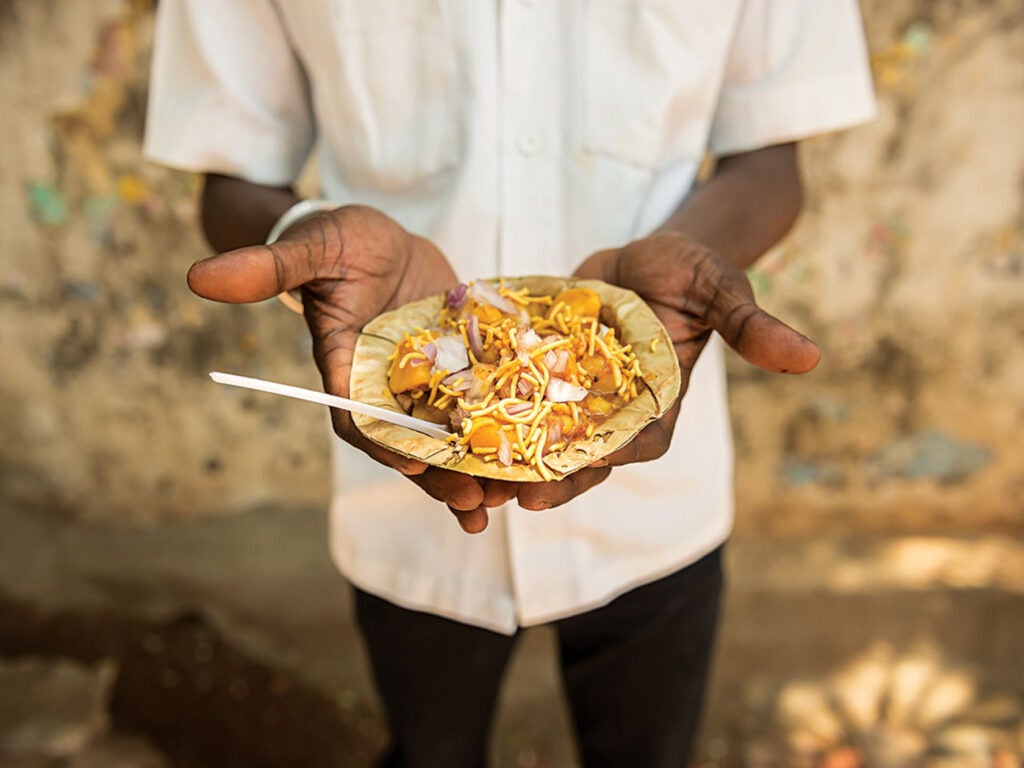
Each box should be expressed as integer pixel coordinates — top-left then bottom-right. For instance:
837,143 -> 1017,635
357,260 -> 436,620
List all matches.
200,173 -> 301,253
660,143 -> 803,269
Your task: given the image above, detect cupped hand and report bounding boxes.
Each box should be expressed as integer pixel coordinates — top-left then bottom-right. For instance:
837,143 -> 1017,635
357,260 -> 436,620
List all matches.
187,204 -> 494,533
516,231 -> 820,511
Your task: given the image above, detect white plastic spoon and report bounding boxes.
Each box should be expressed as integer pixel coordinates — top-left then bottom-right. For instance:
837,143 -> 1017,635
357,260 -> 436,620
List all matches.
209,371 -> 452,440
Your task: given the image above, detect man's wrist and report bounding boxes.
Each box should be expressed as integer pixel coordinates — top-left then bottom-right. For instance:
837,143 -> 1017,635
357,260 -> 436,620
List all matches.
638,229 -> 718,265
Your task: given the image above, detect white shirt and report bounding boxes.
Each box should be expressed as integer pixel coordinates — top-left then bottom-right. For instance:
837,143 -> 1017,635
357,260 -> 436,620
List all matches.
146,0 -> 876,634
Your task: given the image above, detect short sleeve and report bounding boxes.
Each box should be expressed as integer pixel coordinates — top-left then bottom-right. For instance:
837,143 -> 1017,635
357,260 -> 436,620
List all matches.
144,0 -> 315,185
709,0 -> 877,156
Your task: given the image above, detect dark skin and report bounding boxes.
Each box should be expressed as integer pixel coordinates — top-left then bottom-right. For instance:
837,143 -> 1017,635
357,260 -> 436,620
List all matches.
191,142 -> 817,533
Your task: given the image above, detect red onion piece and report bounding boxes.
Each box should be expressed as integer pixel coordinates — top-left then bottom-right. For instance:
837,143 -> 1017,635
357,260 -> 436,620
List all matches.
545,378 -> 588,403
467,368 -> 491,402
519,328 -> 542,352
505,402 -> 533,415
446,283 -> 469,310
549,349 -> 569,374
548,419 -> 563,445
421,341 -> 437,360
559,349 -> 572,371
432,335 -> 469,374
466,314 -> 484,360
497,432 -> 513,466
469,280 -> 518,315
544,350 -> 558,370
442,369 -> 473,390
517,378 -> 534,397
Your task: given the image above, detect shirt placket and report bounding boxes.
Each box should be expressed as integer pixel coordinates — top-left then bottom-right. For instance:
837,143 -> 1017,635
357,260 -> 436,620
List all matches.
499,0 -> 567,623
497,0 -> 562,277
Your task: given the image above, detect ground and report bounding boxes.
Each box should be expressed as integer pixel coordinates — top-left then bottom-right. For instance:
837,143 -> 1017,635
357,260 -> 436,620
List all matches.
2,504 -> 1023,767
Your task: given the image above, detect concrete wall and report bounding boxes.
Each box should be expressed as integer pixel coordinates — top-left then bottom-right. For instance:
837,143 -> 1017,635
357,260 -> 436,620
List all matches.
732,0 -> 1024,537
2,0 -> 1020,529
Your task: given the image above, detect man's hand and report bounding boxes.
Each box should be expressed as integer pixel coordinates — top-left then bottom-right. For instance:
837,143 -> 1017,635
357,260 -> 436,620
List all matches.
515,231 -> 820,511
187,203 -> 496,533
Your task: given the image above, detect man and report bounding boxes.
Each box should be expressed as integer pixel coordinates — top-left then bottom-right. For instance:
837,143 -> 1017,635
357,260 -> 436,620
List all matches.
146,2 -> 875,765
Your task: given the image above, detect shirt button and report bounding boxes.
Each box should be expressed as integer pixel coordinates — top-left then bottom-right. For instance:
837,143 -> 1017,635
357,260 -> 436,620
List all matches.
517,131 -> 539,156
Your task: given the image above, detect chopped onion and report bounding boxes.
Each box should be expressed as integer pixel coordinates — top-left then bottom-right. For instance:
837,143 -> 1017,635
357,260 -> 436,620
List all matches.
553,349 -> 570,373
517,350 -> 531,366
546,349 -> 569,374
421,341 -> 437,361
432,335 -> 469,374
446,283 -> 468,310
466,314 -> 484,360
517,378 -> 534,397
497,432 -> 513,466
442,369 -> 473,390
505,401 -> 533,415
545,378 -> 588,403
467,368 -> 491,401
469,280 -> 517,315
548,419 -> 563,445
519,328 -> 542,352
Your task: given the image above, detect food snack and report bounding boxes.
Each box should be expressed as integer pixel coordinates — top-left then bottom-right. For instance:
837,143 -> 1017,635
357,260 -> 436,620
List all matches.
350,277 -> 680,482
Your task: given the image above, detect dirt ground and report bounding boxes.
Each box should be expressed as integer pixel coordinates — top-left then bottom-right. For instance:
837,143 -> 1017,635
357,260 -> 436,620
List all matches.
2,504 -> 1023,767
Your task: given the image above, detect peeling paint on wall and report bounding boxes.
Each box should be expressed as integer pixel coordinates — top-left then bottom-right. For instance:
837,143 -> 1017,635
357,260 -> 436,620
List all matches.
865,431 -> 992,485
779,456 -> 846,488
729,0 -> 1024,532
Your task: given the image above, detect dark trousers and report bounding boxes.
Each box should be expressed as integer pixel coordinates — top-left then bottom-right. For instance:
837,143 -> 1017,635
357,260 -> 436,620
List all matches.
354,546 -> 723,768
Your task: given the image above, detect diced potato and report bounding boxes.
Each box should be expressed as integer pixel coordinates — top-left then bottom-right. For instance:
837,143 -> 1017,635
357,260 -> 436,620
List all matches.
579,354 -> 618,394
389,360 -> 432,393
389,341 -> 433,393
471,303 -> 504,325
554,288 -> 601,319
578,353 -> 605,378
469,419 -> 511,451
551,412 -> 575,437
583,394 -> 615,417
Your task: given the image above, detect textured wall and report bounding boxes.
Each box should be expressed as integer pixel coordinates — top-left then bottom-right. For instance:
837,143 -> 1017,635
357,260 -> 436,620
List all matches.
732,0 -> 1024,535
0,0 -> 330,519
1,0 -> 1021,527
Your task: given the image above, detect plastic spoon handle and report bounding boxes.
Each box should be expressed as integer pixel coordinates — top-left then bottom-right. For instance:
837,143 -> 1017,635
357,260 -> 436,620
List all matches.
209,371 -> 452,440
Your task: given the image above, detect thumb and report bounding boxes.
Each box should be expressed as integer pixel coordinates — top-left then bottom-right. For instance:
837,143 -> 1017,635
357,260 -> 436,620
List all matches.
708,280 -> 821,374
572,249 -> 619,281
187,240 -> 317,304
